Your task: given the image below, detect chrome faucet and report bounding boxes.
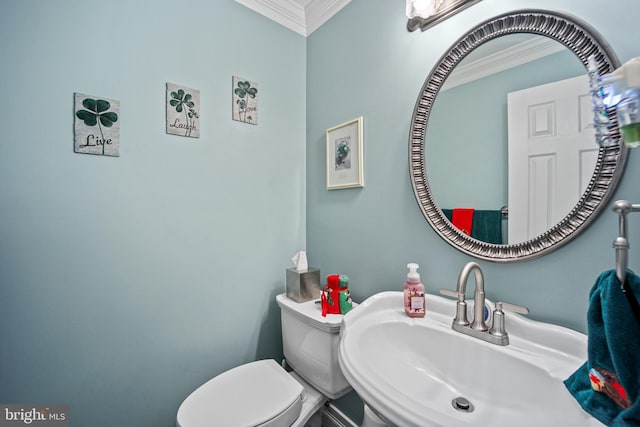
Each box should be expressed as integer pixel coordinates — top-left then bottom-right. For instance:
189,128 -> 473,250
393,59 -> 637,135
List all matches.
440,262 -> 528,346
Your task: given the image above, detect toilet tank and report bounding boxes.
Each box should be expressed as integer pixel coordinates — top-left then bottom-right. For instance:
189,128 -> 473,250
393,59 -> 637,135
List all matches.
276,293 -> 351,399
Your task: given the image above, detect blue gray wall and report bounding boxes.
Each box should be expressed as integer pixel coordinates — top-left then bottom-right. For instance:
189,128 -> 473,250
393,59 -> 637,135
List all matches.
0,1 -> 305,426
3,0 -> 640,426
306,0 -> 640,421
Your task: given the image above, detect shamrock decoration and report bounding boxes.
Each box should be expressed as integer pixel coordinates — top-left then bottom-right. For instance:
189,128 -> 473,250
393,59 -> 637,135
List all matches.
169,89 -> 198,137
170,89 -> 194,114
76,99 -> 118,128
234,81 -> 257,123
76,98 -> 118,155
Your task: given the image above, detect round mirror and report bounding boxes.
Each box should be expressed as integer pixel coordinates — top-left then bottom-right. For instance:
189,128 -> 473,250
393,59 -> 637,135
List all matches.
409,9 -> 628,262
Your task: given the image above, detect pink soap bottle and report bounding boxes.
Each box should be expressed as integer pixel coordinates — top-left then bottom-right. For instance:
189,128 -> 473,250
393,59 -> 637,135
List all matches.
404,263 -> 425,317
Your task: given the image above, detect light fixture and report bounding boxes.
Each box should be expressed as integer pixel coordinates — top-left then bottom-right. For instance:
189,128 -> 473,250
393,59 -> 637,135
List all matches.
406,0 -> 481,32
590,56 -> 640,147
406,0 -> 442,19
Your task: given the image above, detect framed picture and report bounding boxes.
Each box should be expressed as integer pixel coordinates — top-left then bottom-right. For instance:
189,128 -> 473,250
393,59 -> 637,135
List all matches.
74,92 -> 120,157
166,82 -> 200,138
232,76 -> 258,125
326,116 -> 364,190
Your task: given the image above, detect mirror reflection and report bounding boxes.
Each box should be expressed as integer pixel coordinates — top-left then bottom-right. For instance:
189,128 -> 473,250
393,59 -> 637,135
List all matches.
426,34 -> 591,244
410,10 -> 626,262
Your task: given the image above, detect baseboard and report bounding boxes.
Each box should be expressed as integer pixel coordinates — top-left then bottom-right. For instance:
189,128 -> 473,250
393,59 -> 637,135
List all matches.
321,403 -> 359,427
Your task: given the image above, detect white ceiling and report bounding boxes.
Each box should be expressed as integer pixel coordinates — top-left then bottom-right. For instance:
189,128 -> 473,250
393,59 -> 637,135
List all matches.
235,0 -> 352,36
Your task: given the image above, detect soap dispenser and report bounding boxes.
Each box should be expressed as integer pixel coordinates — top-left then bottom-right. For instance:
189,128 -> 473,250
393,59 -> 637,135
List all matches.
404,263 -> 425,317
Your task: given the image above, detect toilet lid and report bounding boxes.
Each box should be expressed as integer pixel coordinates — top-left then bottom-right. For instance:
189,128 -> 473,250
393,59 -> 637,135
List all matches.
177,359 -> 303,427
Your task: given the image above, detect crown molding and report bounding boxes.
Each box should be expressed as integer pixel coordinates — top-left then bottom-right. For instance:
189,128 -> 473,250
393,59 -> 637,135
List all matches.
235,0 -> 351,37
304,0 -> 351,35
441,36 -> 566,91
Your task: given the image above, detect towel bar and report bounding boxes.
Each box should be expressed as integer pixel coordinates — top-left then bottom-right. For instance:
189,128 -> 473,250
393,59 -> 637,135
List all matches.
612,200 -> 640,285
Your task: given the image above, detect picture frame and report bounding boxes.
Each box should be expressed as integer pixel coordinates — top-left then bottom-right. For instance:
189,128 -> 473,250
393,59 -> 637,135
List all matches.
166,82 -> 200,138
326,116 -> 364,190
74,92 -> 120,157
232,76 -> 258,125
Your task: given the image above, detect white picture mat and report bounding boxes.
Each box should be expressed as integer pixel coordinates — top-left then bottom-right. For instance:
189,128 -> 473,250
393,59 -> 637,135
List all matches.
326,116 -> 364,190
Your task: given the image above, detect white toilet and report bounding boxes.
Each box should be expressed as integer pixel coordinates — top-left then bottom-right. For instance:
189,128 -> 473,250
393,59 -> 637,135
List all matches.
176,293 -> 385,427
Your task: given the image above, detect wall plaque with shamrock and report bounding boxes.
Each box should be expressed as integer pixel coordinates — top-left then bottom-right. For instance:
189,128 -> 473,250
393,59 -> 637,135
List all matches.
166,83 -> 200,138
232,76 -> 258,125
74,93 -> 120,156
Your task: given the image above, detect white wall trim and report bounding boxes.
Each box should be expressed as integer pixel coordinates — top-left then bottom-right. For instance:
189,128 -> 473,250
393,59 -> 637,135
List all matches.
235,0 -> 351,36
441,36 -> 566,91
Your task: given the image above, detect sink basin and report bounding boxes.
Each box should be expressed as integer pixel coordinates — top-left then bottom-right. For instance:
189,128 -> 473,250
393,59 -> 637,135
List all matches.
338,291 -> 603,427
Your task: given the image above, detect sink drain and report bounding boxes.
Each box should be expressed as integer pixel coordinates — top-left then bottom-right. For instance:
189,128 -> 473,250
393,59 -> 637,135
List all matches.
451,397 -> 474,413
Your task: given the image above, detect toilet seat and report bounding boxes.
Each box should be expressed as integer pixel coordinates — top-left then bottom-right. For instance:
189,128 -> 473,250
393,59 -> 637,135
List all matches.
177,359 -> 304,427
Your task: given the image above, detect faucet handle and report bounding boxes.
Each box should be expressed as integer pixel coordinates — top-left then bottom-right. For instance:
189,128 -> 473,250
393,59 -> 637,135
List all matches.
439,288 -> 460,299
489,301 -> 529,342
496,301 -> 529,315
439,289 -> 469,326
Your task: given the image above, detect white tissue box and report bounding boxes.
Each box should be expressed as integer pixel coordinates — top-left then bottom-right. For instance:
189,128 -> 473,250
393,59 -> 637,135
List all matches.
286,268 -> 321,303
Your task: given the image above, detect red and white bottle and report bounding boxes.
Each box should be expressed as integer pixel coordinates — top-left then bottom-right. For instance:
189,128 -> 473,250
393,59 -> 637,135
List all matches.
404,263 -> 425,317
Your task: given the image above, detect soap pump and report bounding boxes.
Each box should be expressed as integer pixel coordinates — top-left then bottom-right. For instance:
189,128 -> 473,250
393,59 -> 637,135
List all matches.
404,263 -> 425,318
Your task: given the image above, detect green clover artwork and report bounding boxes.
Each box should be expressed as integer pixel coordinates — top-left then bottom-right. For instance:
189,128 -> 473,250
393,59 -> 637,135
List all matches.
232,76 -> 258,125
166,83 -> 200,138
74,93 -> 120,156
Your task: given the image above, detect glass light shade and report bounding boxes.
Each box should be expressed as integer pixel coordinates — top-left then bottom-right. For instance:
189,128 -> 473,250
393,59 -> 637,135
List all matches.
406,0 -> 441,19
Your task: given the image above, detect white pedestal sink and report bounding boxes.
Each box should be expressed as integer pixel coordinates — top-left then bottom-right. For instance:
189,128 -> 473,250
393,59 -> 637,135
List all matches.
338,292 -> 604,427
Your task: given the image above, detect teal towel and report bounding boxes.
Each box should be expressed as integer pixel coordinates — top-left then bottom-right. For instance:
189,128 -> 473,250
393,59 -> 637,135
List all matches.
564,269 -> 640,426
471,210 -> 503,244
442,209 -> 503,244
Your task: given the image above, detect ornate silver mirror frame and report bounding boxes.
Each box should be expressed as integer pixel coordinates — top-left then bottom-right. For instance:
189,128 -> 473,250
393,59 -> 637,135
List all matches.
409,9 -> 627,262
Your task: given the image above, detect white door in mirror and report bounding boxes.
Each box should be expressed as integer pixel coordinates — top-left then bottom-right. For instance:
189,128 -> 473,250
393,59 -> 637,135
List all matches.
508,74 -> 598,243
